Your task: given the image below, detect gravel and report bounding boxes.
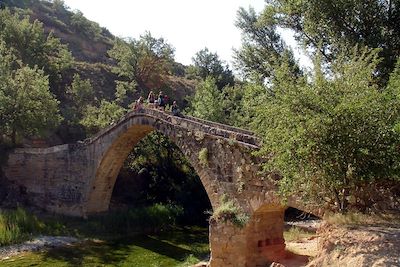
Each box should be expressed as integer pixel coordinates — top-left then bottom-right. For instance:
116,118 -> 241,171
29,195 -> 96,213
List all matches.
0,236 -> 80,259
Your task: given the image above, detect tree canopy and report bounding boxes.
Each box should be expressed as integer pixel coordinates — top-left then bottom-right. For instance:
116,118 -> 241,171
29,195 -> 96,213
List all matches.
0,41 -> 61,144
0,8 -> 73,85
187,77 -> 225,123
108,32 -> 175,90
234,6 -> 301,82
251,48 -> 400,211
189,48 -> 234,90
261,0 -> 400,84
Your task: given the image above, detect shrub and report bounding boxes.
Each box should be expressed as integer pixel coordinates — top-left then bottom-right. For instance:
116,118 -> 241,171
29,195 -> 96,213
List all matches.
0,207 -> 45,246
198,148 -> 208,166
210,196 -> 249,227
87,204 -> 184,235
283,226 -> 314,242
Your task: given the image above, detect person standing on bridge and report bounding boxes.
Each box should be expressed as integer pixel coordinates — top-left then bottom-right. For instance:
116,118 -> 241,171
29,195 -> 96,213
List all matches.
133,96 -> 144,112
158,91 -> 165,110
147,90 -> 155,108
163,94 -> 169,107
171,101 -> 183,117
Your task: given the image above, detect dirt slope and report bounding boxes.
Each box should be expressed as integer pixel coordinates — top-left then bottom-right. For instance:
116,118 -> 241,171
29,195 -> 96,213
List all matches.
307,222 -> 400,267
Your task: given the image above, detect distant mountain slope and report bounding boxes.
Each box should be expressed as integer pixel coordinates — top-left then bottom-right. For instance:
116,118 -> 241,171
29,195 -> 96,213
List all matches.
2,0 -> 197,144
3,0 -> 197,98
3,0 -> 113,63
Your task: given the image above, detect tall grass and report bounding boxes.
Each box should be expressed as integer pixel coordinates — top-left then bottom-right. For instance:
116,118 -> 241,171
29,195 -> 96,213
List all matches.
283,226 -> 314,242
81,203 -> 184,236
0,204 -> 185,246
0,207 -> 45,246
324,211 -> 400,226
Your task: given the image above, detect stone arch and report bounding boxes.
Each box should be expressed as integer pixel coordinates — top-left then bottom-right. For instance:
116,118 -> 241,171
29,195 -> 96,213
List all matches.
4,109 -> 310,267
84,114 -> 221,214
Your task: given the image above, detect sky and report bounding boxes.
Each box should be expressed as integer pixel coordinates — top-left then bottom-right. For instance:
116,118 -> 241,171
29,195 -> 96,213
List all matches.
62,0 -> 310,69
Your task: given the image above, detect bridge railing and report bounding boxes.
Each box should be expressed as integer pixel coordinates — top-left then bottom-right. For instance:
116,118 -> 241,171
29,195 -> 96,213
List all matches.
84,108 -> 261,148
140,108 -> 260,147
143,108 -> 256,134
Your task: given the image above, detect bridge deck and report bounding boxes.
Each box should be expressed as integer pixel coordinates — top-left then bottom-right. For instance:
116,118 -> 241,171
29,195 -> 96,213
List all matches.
85,108 -> 261,148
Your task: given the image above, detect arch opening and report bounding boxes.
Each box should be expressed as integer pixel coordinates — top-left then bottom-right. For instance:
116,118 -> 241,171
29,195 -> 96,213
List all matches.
85,118 -> 218,215
110,131 -> 212,226
85,124 -> 214,263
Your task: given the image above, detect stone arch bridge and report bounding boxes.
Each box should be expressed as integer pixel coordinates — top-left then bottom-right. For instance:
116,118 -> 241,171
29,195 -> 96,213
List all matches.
4,108 -> 307,267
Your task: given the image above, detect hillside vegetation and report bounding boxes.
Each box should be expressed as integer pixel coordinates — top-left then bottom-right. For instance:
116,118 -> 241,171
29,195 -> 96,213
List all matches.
1,0 -> 198,144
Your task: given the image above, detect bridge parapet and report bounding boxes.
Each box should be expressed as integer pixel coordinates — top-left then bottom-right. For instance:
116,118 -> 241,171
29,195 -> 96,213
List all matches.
84,108 -> 261,148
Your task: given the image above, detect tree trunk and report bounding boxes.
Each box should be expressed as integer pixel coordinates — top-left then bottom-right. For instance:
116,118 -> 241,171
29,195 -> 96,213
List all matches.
333,188 -> 342,212
340,188 -> 349,212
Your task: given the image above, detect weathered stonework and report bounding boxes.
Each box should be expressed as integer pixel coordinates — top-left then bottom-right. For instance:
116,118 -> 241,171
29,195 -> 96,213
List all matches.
4,109 -> 295,267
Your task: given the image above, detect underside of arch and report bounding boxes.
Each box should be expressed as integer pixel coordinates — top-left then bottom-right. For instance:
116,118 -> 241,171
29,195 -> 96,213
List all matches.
84,122 -> 218,215
85,124 -> 154,213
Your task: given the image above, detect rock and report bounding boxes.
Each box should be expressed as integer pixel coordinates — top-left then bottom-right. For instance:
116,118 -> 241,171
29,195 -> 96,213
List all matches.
191,261 -> 209,267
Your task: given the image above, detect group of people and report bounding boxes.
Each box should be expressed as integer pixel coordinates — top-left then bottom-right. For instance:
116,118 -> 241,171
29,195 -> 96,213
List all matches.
132,90 -> 182,117
146,90 -> 168,109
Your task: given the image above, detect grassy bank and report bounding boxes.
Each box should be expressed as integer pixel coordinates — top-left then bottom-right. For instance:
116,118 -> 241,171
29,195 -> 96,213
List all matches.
0,226 -> 209,267
0,207 -> 47,246
0,204 -> 185,246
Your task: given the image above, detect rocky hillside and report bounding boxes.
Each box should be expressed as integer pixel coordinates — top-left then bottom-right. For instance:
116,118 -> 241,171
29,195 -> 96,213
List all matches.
3,0 -> 196,99
3,0 -> 114,63
2,0 -> 197,143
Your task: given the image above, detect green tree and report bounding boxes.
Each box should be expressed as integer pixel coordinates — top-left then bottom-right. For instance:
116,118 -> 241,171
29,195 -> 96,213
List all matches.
70,10 -> 102,40
63,74 -> 94,125
0,42 -> 62,144
108,32 -> 175,90
262,0 -> 400,84
234,6 -> 301,82
0,8 -> 73,85
220,85 -> 245,127
252,47 -> 400,212
114,80 -> 136,105
191,48 -> 234,89
387,58 -> 400,96
387,58 -> 400,133
52,0 -> 66,12
188,77 -> 225,123
80,100 -> 126,135
67,74 -> 94,108
235,82 -> 269,128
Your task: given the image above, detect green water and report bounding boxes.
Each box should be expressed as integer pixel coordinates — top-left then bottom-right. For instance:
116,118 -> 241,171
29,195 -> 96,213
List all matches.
0,227 -> 209,267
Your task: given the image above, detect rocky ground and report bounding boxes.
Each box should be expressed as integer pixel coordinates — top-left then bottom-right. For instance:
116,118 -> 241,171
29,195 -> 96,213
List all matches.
307,223 -> 400,267
265,219 -> 400,267
0,236 -> 81,260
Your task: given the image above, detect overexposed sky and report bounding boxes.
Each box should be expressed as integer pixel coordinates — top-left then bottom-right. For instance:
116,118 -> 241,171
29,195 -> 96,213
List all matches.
62,0 -> 264,66
62,0 -> 311,69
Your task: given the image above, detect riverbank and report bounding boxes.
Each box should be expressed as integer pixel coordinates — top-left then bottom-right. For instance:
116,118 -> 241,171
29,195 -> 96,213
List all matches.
0,227 -> 209,267
0,206 -> 209,266
0,236 -> 81,260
